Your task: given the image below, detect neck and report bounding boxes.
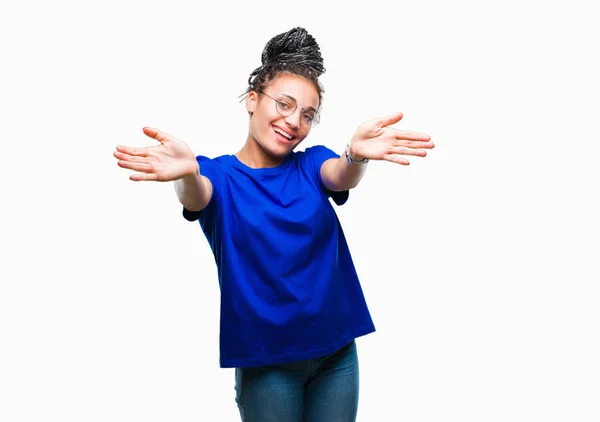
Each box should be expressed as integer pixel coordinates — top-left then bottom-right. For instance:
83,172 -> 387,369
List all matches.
235,136 -> 285,169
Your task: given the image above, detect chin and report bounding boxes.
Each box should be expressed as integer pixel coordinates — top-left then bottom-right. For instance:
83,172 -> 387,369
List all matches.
277,141 -> 302,155
266,143 -> 294,159
265,138 -> 301,158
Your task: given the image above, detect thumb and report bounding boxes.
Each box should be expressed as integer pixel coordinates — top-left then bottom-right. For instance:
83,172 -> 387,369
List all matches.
142,127 -> 169,143
377,111 -> 404,128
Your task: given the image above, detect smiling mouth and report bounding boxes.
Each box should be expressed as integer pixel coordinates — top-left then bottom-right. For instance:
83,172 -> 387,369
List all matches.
273,126 -> 294,141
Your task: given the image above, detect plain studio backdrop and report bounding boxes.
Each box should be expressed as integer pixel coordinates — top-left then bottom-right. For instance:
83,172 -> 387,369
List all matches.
1,1 -> 598,421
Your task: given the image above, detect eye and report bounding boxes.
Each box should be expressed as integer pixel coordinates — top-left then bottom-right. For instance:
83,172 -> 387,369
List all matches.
302,113 -> 315,124
277,101 -> 291,111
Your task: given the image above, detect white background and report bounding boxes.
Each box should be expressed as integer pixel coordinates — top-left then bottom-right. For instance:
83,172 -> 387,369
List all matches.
1,0 -> 599,421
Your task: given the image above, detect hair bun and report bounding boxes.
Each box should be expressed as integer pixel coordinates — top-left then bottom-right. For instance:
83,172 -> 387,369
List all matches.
261,27 -> 325,76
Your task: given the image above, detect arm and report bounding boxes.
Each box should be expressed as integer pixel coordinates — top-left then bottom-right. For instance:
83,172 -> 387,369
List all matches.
115,127 -> 213,212
320,112 -> 434,191
174,170 -> 212,212
320,153 -> 368,191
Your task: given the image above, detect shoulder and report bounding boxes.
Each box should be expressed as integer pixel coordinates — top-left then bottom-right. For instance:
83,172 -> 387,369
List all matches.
294,145 -> 340,174
300,145 -> 337,156
195,155 -> 234,190
196,154 -> 232,165
295,145 -> 340,163
196,154 -> 235,173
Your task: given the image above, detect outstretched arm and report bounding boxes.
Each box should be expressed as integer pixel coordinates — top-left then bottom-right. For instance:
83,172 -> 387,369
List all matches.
320,112 -> 434,191
114,127 -> 212,212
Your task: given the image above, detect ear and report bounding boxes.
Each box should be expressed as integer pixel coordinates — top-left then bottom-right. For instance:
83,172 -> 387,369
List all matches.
246,91 -> 259,114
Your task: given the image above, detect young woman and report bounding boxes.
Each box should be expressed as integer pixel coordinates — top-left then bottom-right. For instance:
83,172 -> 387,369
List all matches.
114,27 -> 433,422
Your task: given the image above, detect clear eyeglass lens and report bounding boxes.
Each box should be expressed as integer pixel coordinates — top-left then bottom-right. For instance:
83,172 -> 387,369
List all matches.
275,97 -> 319,127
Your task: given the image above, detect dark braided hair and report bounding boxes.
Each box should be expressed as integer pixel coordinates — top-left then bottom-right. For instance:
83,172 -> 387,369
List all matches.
241,27 -> 326,111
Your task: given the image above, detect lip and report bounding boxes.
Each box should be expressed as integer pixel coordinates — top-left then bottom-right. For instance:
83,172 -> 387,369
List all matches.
272,125 -> 296,142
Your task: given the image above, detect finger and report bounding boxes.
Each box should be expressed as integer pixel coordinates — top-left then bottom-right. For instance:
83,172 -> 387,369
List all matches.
389,147 -> 428,157
383,154 -> 410,165
113,150 -> 150,163
116,145 -> 150,157
377,112 -> 404,127
117,160 -> 154,173
130,173 -> 159,182
392,139 -> 435,150
386,127 -> 431,142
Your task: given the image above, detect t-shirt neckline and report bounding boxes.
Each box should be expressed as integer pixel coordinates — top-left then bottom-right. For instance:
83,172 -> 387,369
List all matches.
229,153 -> 294,173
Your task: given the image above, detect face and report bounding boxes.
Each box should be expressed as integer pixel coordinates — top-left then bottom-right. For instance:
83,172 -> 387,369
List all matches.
246,73 -> 319,159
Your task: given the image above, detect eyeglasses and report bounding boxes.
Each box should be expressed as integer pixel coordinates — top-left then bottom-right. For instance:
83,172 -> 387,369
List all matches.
260,92 -> 320,128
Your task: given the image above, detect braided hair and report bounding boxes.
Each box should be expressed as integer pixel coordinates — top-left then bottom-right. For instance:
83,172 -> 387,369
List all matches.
241,27 -> 326,111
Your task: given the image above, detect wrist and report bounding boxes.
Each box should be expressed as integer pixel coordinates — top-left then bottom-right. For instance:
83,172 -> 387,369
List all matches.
182,161 -> 201,180
346,141 -> 368,165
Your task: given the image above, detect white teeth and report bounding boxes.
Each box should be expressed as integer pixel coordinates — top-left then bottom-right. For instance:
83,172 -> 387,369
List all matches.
274,127 -> 292,139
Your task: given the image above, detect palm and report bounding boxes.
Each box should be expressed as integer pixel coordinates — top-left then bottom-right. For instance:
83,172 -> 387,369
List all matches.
114,127 -> 198,181
350,112 -> 434,165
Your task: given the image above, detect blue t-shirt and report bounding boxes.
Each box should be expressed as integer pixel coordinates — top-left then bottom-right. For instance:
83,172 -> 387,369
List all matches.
183,145 -> 375,368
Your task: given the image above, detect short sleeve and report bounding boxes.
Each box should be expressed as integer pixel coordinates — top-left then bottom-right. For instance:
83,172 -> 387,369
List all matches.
182,155 -> 225,221
304,145 -> 349,206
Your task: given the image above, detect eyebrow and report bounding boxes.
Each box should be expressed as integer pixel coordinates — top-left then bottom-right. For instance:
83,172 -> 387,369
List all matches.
281,94 -> 318,113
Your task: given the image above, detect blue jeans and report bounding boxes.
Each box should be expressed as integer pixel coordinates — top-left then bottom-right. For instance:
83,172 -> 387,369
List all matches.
235,340 -> 359,422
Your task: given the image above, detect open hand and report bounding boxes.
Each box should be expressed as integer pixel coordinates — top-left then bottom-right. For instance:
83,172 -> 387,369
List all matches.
349,112 -> 434,165
114,127 -> 198,181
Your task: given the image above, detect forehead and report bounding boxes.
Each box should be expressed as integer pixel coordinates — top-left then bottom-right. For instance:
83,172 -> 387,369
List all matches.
265,74 -> 319,109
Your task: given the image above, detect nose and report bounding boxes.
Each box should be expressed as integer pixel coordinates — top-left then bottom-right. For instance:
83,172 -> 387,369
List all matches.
283,108 -> 302,129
